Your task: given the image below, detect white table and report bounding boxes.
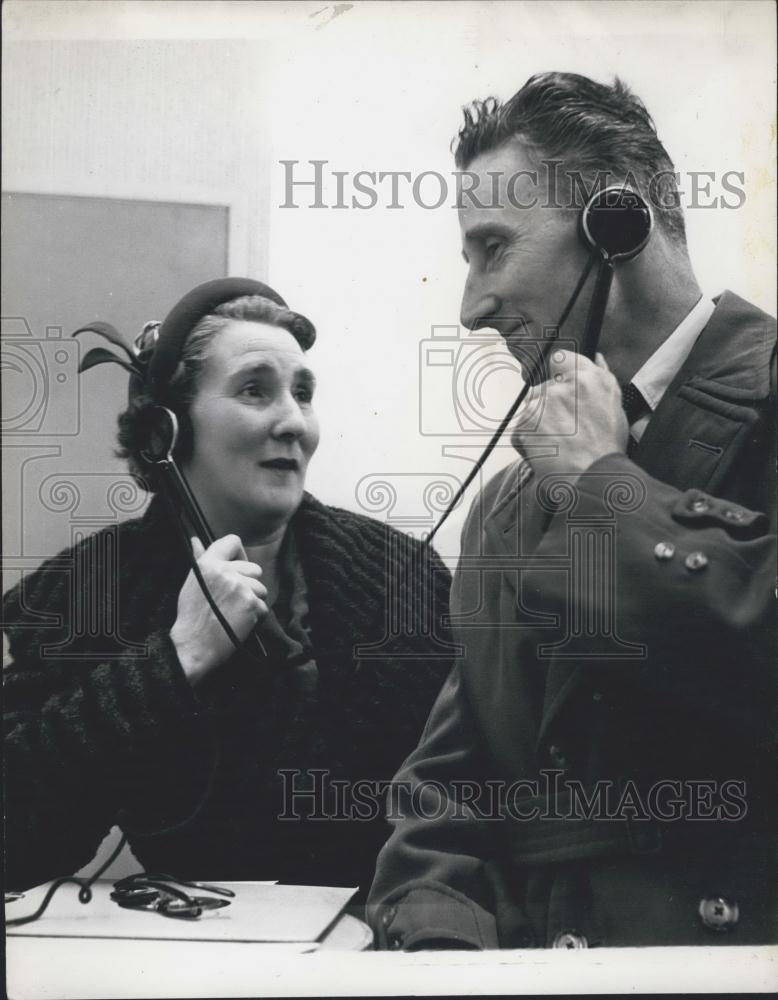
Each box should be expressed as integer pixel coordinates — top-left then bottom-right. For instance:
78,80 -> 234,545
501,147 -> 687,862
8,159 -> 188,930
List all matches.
7,939 -> 776,998
6,882 -> 774,998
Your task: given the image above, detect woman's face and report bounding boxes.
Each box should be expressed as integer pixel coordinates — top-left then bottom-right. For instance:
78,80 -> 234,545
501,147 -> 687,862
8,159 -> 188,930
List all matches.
182,320 -> 319,544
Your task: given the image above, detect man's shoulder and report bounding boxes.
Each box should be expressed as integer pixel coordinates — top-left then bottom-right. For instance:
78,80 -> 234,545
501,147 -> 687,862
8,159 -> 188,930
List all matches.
463,458 -> 531,523
716,290 -> 776,332
705,291 -> 777,396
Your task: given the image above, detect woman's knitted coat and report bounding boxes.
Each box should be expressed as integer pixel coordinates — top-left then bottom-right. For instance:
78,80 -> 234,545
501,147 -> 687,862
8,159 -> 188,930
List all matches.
4,493 -> 454,894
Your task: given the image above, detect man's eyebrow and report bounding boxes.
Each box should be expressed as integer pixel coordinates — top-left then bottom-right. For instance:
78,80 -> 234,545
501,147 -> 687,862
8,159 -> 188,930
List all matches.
462,221 -> 516,244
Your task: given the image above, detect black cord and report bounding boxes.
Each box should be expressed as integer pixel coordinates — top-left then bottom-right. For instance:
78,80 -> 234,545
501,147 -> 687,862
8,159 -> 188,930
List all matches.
157,459 -> 268,659
6,830 -> 130,927
15,250 -> 614,933
425,251 -> 598,546
580,257 -> 615,360
6,479 -> 236,926
158,476 -> 245,653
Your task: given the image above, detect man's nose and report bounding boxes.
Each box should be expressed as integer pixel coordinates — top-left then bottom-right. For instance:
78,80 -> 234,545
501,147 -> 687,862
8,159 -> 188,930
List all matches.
460,275 -> 501,331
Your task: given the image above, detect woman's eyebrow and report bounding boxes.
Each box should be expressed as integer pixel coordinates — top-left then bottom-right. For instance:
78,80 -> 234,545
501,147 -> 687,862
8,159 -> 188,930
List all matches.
229,360 -> 316,385
229,360 -> 277,380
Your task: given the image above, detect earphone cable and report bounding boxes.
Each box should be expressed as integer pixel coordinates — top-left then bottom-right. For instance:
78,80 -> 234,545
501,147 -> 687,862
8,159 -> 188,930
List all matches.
425,250 -> 597,546
6,826 -> 130,927
159,478 -> 245,654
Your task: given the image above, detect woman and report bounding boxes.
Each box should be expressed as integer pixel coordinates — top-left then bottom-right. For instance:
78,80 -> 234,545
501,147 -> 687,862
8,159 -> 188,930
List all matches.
4,278 -> 453,897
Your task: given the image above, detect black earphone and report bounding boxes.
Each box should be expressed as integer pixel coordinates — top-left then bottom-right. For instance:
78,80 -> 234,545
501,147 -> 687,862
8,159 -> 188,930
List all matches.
138,403 -> 269,659
577,185 -> 654,361
75,279 -> 305,658
579,185 -> 654,263
75,279 -> 298,661
426,183 -> 654,544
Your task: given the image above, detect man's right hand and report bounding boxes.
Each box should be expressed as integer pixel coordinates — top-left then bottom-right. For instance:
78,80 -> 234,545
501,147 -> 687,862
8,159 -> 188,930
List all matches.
170,535 -> 268,686
512,351 -> 629,478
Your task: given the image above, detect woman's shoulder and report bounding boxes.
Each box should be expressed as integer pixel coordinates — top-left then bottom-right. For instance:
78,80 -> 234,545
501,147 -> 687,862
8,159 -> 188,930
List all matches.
297,492 -> 436,548
295,493 -> 451,580
2,508 -> 158,630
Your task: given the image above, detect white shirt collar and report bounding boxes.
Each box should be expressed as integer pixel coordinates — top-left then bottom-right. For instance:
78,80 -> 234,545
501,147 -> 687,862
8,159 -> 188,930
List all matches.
631,295 -> 715,411
629,295 -> 715,440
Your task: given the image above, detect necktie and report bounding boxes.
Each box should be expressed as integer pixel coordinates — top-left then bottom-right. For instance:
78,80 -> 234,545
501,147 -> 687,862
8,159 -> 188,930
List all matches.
621,383 -> 649,457
621,382 -> 649,424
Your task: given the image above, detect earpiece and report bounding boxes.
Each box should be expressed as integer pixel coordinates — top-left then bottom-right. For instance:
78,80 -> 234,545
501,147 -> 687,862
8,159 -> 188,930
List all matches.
579,185 -> 653,262
130,279 -> 294,466
429,186 -> 652,543
140,406 -> 179,465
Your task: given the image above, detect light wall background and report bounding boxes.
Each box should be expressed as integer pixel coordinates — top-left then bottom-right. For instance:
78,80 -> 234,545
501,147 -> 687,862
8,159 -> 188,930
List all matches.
3,0 -> 775,572
1,0 -> 775,889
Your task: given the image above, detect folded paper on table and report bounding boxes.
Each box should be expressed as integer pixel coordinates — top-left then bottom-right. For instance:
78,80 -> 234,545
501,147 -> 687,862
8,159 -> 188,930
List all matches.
6,880 -> 357,943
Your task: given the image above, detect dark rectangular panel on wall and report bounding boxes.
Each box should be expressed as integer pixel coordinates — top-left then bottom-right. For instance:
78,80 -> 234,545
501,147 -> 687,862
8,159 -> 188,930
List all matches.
1,193 -> 229,879
1,192 -> 229,592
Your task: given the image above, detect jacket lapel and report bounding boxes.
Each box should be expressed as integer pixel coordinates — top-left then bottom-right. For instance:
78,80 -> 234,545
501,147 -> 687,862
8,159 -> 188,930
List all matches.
537,291 -> 775,743
483,458 -> 536,559
634,291 -> 773,494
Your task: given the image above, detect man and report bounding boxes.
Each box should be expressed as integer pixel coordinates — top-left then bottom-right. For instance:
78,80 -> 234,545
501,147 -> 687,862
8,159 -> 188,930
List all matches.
367,72 -> 776,949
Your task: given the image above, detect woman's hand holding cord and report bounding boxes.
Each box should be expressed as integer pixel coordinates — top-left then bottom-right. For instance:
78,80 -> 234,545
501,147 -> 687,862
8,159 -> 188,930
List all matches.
170,535 -> 268,686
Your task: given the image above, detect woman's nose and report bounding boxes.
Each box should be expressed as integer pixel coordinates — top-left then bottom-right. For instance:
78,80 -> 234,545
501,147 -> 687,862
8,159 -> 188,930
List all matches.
272,393 -> 306,438
460,279 -> 502,331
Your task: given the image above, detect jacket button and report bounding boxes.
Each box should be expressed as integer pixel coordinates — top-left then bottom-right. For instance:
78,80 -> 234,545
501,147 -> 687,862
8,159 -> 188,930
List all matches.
690,498 -> 711,513
684,551 -> 708,572
381,906 -> 397,928
723,508 -> 744,522
552,930 -> 588,949
654,541 -> 675,560
698,896 -> 739,931
388,934 -> 403,950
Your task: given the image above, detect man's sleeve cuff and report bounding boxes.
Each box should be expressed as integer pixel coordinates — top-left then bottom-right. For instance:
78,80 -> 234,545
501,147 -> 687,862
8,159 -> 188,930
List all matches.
372,881 -> 498,951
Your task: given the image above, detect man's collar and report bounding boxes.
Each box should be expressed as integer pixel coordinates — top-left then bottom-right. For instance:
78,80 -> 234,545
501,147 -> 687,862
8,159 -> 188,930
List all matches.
630,295 -> 716,411
676,290 -> 776,392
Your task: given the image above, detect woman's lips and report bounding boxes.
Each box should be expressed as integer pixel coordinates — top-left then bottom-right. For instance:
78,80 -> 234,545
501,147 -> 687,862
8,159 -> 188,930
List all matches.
260,458 -> 299,471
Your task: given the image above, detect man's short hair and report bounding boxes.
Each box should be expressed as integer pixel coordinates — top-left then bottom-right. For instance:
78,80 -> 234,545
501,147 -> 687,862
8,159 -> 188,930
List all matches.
454,71 -> 685,244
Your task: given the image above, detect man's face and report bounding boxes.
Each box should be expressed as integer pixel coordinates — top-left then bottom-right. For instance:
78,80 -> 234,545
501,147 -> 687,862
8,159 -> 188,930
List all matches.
458,141 -> 591,365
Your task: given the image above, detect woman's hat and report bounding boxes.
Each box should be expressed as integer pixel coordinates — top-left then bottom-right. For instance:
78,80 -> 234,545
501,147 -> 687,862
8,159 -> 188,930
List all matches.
72,277 -> 307,402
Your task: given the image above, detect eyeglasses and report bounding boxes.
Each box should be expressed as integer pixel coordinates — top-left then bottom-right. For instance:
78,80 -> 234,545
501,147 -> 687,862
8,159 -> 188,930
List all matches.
110,872 -> 235,919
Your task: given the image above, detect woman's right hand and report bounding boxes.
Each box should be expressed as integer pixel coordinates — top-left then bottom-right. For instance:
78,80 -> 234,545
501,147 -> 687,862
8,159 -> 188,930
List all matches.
170,535 -> 268,686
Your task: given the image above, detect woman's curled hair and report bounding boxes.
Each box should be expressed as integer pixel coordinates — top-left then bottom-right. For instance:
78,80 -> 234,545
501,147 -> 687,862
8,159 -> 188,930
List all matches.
116,294 -> 316,492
